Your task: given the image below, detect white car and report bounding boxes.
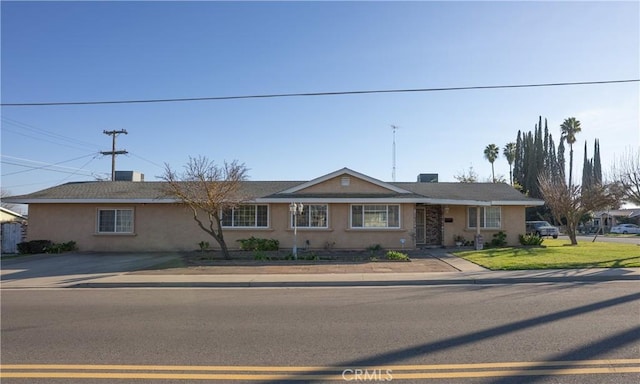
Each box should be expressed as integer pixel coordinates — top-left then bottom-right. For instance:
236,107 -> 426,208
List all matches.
610,224 -> 640,234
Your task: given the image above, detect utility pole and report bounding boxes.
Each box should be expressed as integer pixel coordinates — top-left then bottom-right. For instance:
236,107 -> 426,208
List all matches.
101,130 -> 128,181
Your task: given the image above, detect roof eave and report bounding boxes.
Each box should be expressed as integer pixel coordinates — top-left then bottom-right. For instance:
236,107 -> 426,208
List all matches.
4,198 -> 180,204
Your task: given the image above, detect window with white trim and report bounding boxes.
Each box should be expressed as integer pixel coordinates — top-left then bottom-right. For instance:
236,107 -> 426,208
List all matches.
98,209 -> 134,233
291,204 -> 328,228
222,205 -> 268,227
468,207 -> 501,229
351,204 -> 400,228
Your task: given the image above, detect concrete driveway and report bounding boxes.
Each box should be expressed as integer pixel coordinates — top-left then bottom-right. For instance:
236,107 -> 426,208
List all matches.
0,252 -> 179,288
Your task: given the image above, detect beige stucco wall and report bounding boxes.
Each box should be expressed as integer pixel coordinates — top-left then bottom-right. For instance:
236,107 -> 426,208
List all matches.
26,202 -> 415,252
300,175 -> 393,194
26,202 -> 527,252
442,205 -> 526,246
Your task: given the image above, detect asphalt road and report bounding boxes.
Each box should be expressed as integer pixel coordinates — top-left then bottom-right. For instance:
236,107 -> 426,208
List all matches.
2,283 -> 639,383
575,234 -> 640,245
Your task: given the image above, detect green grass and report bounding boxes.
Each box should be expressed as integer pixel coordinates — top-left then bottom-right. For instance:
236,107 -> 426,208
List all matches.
454,239 -> 640,270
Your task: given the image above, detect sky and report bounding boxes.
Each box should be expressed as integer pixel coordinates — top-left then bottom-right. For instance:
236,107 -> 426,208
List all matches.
1,1 -> 639,207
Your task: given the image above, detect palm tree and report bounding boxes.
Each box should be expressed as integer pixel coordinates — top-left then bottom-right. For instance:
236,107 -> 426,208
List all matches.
484,144 -> 500,183
503,142 -> 516,186
560,117 -> 582,189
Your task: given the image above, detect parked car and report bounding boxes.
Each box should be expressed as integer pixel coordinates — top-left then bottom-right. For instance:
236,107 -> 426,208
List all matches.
526,221 -> 559,238
610,224 -> 640,234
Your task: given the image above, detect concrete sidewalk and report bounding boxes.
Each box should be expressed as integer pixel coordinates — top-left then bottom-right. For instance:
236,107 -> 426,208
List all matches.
1,249 -> 637,289
67,268 -> 640,288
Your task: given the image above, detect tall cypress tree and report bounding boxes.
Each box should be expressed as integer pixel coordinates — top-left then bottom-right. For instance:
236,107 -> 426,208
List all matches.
543,122 -> 550,170
593,139 -> 602,184
557,139 -> 566,181
548,134 -> 558,178
514,131 -> 524,187
525,132 -> 539,197
582,141 -> 593,188
535,121 -> 544,175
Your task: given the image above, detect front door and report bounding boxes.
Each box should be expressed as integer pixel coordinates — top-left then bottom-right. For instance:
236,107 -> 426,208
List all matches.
415,205 -> 442,246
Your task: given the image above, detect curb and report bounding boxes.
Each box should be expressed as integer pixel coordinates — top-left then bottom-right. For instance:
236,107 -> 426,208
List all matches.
69,274 -> 639,289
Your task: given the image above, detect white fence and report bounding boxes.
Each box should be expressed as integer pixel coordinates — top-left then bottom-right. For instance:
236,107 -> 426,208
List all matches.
1,222 -> 26,254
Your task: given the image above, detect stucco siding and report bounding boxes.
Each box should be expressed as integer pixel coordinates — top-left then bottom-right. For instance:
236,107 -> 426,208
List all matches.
26,202 -> 417,252
442,205 -> 526,246
299,175 -> 395,194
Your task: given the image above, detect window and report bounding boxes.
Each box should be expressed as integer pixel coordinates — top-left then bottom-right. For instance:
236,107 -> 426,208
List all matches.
468,207 -> 501,229
351,205 -> 400,228
98,209 -> 133,233
222,205 -> 268,227
291,204 -> 328,228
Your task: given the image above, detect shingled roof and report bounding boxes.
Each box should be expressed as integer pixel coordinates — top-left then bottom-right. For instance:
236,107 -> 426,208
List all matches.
5,178 -> 543,206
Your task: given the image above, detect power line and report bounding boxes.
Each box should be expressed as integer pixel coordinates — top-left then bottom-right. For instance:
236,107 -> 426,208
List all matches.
1,79 -> 638,107
1,116 -> 103,151
1,153 -> 100,177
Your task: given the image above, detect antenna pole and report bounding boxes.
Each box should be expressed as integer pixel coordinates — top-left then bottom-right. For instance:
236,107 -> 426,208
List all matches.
391,125 -> 398,181
101,129 -> 128,181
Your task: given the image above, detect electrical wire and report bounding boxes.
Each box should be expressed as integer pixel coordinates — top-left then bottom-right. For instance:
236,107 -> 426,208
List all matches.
1,79 -> 638,107
1,153 -> 101,177
1,117 -> 103,151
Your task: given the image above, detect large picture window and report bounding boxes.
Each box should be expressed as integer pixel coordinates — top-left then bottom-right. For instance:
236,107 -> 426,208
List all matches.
468,207 -> 501,229
98,209 -> 134,233
222,205 -> 268,228
291,204 -> 328,228
351,205 -> 400,228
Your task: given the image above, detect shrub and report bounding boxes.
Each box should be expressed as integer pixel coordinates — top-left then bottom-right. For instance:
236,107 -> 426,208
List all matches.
490,231 -> 508,247
17,240 -> 53,254
237,237 -> 279,251
16,240 -> 77,254
367,244 -> 383,252
304,253 -> 319,261
46,241 -> 77,254
519,233 -> 544,246
198,241 -> 210,251
253,251 -> 270,261
385,250 -> 410,261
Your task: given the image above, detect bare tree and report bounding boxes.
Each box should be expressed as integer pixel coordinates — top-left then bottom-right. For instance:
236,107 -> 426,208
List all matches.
454,165 -> 478,183
1,189 -> 18,211
610,148 -> 640,205
161,156 -> 249,259
538,173 -> 621,245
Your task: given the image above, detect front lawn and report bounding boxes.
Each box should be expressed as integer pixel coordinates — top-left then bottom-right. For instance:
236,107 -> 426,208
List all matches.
454,239 -> 640,270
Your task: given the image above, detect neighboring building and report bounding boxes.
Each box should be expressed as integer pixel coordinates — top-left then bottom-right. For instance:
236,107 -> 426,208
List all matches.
586,209 -> 640,233
3,168 -> 544,252
0,207 -> 27,254
0,206 -> 26,223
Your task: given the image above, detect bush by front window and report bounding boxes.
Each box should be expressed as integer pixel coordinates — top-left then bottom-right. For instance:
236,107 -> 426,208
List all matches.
351,204 -> 400,228
468,206 -> 501,229
98,209 -> 133,233
222,205 -> 268,227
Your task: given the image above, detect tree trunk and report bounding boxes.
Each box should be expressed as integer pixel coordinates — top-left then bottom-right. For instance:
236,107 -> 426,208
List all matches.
491,163 -> 495,183
213,218 -> 231,260
568,147 -> 574,189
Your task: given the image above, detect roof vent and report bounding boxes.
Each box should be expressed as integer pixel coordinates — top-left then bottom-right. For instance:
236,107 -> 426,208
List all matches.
341,176 -> 350,186
417,173 -> 438,183
115,171 -> 144,182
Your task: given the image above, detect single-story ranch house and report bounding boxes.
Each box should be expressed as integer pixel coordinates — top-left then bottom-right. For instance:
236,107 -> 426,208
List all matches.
5,168 -> 544,252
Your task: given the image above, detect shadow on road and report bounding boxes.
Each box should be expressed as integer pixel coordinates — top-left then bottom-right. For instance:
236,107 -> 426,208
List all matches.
0,252 -> 180,281
258,291 -> 640,383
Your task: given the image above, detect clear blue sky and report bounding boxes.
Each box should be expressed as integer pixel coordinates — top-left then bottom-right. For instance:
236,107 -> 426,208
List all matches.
2,1 -> 639,201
